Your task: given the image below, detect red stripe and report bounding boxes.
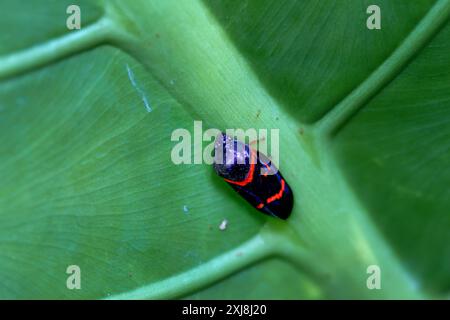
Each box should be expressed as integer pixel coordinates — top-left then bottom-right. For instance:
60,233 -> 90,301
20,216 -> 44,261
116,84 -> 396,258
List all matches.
262,162 -> 270,176
266,179 -> 285,204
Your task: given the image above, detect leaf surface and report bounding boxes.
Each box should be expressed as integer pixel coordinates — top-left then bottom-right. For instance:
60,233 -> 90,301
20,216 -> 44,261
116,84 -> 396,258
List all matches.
0,0 -> 449,299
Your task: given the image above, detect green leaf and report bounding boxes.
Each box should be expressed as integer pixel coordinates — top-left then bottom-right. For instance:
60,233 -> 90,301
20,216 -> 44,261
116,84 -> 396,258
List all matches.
0,0 -> 449,299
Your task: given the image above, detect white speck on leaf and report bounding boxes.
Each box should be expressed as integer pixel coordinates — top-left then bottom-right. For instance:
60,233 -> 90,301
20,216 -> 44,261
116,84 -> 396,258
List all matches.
183,205 -> 189,213
219,219 -> 228,231
126,64 -> 152,113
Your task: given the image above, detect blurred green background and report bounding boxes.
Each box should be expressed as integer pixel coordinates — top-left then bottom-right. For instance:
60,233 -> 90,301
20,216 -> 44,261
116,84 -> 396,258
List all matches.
0,0 -> 449,299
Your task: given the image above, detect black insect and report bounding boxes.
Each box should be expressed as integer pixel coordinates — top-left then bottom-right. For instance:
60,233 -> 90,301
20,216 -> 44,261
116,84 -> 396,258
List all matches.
213,133 -> 293,219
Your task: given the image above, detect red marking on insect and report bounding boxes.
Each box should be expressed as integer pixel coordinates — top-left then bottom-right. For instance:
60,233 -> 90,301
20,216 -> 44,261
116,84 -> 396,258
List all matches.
256,203 -> 264,209
262,162 -> 271,177
224,149 -> 257,187
266,179 -> 285,204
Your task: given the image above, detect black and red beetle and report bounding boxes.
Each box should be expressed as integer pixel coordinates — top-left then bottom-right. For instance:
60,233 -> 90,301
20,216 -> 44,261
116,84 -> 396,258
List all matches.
213,133 -> 293,219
